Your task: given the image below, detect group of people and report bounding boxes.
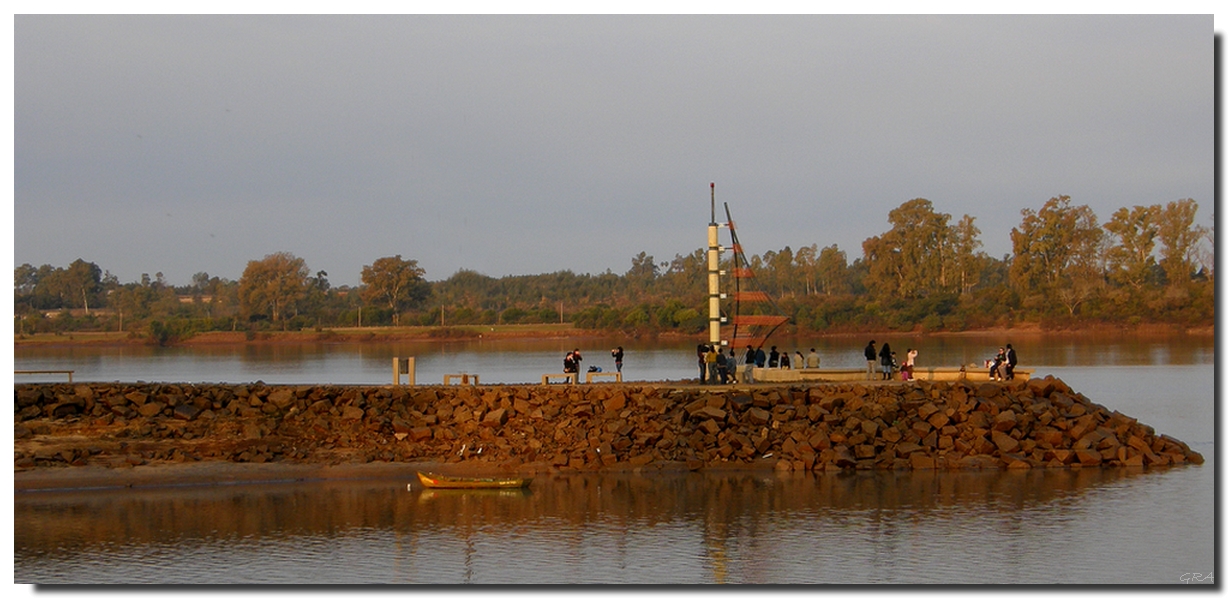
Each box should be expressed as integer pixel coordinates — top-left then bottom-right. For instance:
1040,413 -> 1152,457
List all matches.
697,344 -> 823,384
986,344 -> 1018,381
863,339 -> 1019,381
564,346 -> 625,376
862,340 -> 917,381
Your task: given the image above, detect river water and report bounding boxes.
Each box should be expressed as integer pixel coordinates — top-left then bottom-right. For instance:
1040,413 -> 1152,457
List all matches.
11,334 -> 1218,584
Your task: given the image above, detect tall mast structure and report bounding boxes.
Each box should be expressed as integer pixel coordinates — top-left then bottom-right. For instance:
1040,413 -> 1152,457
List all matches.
707,182 -> 725,347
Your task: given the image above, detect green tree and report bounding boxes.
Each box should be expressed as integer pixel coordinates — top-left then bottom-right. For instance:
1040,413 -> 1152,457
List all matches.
238,252 -> 310,326
950,215 -> 983,296
793,244 -> 819,295
815,244 -> 850,295
360,255 -> 429,325
14,263 -> 39,302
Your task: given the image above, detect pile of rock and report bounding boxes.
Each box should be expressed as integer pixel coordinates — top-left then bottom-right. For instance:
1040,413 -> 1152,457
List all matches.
13,376 -> 1203,471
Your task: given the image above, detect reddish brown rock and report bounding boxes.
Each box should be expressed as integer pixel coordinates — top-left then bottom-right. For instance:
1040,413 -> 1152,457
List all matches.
992,430 -> 1020,454
694,406 -> 727,421
137,402 -> 164,418
266,390 -> 295,410
481,408 -> 509,427
881,426 -> 903,443
992,410 -> 1017,432
1075,449 -> 1103,465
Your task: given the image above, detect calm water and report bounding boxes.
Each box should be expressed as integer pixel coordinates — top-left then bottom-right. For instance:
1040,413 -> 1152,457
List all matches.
12,333 -> 1217,386
11,335 -> 1217,584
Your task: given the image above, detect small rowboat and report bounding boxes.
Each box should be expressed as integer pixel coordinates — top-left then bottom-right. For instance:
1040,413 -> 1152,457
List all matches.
415,471 -> 531,490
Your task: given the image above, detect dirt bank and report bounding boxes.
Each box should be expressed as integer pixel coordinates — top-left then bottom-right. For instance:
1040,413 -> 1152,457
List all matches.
14,378 -> 1202,491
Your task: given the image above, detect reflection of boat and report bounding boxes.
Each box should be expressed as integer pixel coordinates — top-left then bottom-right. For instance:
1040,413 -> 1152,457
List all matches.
416,488 -> 531,503
415,471 -> 531,489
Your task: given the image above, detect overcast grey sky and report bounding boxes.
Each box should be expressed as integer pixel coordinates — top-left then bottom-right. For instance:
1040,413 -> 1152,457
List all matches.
13,14 -> 1215,287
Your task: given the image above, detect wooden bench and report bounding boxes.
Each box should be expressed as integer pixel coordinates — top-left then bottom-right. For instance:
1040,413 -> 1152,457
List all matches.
585,371 -> 622,383
14,370 -> 74,383
541,373 -> 577,385
443,373 -> 479,386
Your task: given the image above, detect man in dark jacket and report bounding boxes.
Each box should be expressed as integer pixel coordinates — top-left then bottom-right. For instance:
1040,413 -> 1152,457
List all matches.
864,340 -> 877,380
1005,344 -> 1017,380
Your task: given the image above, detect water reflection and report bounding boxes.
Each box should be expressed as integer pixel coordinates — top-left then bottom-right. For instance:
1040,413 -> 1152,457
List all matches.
15,463 -> 1211,584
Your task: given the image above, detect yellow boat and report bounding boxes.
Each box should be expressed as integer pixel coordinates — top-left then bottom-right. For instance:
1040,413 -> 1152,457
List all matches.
415,471 -> 531,490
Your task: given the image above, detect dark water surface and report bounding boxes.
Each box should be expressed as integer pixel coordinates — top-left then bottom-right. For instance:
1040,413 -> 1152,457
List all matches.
12,335 -> 1216,584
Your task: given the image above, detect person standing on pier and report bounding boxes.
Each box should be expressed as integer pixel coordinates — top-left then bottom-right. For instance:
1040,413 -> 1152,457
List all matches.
879,342 -> 894,380
1005,344 -> 1017,380
706,345 -> 719,384
697,344 -> 709,383
612,346 -> 624,373
716,348 -> 729,384
864,340 -> 878,380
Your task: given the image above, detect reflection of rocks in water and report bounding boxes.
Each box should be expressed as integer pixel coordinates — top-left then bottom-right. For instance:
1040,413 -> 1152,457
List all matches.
13,376 -> 1203,477
15,465 -> 1158,555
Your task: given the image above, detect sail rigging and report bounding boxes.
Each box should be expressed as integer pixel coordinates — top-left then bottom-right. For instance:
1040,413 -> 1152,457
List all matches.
722,203 -> 789,349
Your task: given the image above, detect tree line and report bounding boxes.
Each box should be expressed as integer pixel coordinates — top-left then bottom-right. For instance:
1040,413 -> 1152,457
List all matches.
14,196 -> 1213,342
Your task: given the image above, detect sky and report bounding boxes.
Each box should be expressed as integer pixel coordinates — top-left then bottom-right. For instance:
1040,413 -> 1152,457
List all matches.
11,12 -> 1217,288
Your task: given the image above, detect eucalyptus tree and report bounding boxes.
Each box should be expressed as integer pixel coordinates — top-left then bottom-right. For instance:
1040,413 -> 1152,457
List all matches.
861,198 -> 956,299
815,244 -> 850,295
1009,196 -> 1103,315
1103,205 -> 1161,291
793,244 -> 819,295
950,215 -> 983,296
1155,198 -> 1207,287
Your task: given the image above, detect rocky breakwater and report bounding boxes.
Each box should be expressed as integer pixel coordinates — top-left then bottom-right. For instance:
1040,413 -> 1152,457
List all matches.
13,376 -> 1202,473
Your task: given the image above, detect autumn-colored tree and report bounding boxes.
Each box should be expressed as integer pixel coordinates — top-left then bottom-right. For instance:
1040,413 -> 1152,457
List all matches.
238,252 -> 310,326
1009,196 -> 1103,316
1156,198 -> 1207,287
1103,205 -> 1160,290
360,255 -> 428,325
862,198 -> 955,299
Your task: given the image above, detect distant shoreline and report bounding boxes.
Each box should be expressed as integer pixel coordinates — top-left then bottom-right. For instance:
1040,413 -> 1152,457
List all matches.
13,322 -> 1211,349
